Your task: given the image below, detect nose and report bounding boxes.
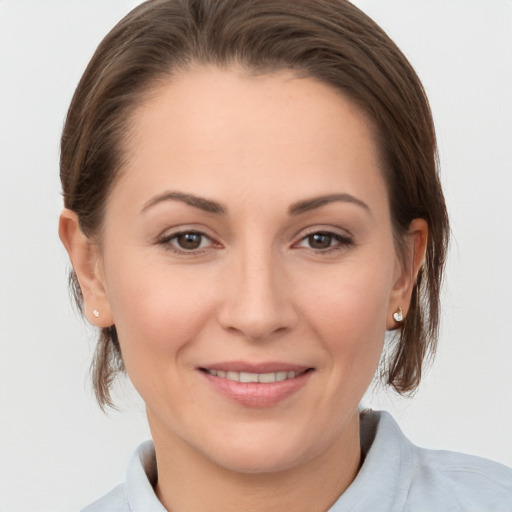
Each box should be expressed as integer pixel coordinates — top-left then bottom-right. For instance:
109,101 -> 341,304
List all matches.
217,246 -> 298,341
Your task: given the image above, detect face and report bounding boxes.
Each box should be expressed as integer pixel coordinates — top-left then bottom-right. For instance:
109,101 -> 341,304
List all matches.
83,67 -> 411,473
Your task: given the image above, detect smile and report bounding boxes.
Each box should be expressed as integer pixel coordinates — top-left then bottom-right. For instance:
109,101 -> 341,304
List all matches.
203,369 -> 306,383
199,365 -> 314,407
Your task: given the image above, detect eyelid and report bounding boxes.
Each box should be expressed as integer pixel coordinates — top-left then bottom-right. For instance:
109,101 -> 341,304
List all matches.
155,223 -> 218,242
294,225 -> 354,242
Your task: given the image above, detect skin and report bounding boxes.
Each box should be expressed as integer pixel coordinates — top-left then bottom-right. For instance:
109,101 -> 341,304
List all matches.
60,66 -> 427,512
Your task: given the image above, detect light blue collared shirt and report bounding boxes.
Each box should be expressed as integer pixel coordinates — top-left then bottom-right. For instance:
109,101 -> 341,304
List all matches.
81,410 -> 512,512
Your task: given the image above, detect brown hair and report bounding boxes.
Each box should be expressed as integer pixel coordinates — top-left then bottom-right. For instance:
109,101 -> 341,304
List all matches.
60,0 -> 449,409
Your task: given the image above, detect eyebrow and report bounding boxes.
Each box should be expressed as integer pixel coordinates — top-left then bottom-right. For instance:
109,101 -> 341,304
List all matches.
141,191 -> 226,214
141,191 -> 370,216
288,194 -> 371,216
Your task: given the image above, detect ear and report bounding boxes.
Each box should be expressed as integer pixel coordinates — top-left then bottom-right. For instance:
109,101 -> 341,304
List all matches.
58,209 -> 114,327
386,218 -> 428,329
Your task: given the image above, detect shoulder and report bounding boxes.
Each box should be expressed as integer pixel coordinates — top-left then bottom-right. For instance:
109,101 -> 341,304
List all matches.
334,410 -> 512,512
407,443 -> 512,511
80,483 -> 128,512
376,410 -> 512,512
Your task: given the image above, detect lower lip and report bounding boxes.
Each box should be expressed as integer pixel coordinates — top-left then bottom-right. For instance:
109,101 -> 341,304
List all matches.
200,370 -> 313,407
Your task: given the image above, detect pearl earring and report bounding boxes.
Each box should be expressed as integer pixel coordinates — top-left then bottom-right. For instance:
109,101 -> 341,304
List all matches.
393,307 -> 403,323
93,309 -> 100,318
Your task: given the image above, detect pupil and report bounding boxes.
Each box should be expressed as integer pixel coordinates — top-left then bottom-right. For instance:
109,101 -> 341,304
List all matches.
178,232 -> 201,249
309,233 -> 331,249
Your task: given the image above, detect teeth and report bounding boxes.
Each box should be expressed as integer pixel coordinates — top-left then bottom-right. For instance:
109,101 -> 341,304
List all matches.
206,369 -> 300,382
240,372 -> 259,383
258,373 -> 276,383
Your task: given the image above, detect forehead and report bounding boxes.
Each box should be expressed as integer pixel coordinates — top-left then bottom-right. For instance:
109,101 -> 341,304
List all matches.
115,66 -> 387,214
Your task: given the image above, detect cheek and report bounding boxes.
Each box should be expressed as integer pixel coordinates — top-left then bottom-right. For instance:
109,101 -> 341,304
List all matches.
303,263 -> 391,333
105,260 -> 218,373
299,259 -> 393,375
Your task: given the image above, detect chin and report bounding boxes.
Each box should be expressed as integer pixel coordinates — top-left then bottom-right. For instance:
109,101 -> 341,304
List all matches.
212,444 -> 307,475
200,425 -> 322,475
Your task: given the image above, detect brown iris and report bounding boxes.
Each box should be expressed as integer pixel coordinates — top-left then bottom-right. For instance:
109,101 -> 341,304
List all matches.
176,232 -> 203,250
307,233 -> 334,249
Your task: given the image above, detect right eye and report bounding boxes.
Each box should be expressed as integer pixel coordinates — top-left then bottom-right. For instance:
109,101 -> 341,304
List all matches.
158,230 -> 213,253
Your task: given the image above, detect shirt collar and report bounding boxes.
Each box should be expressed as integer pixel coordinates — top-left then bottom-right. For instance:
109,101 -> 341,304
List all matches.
126,440 -> 166,512
328,410 -> 413,511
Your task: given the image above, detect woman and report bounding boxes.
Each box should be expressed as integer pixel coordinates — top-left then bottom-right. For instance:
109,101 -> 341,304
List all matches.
58,0 -> 512,510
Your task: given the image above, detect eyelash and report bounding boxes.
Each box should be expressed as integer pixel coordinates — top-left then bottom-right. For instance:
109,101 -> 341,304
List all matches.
157,229 -> 354,255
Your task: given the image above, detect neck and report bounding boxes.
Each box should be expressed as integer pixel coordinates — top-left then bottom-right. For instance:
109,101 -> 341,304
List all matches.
150,412 -> 361,512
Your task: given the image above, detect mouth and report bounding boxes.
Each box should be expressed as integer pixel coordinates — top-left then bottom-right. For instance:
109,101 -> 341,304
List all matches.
199,368 -> 311,383
198,364 -> 314,407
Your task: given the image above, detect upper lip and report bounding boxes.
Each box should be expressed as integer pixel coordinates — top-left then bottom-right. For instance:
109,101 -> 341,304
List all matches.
198,361 -> 312,373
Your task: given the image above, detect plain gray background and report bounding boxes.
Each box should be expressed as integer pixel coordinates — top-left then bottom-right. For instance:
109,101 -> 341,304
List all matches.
1,1 -> 511,510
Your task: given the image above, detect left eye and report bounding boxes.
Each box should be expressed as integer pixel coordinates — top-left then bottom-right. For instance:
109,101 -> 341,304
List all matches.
298,232 -> 351,250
